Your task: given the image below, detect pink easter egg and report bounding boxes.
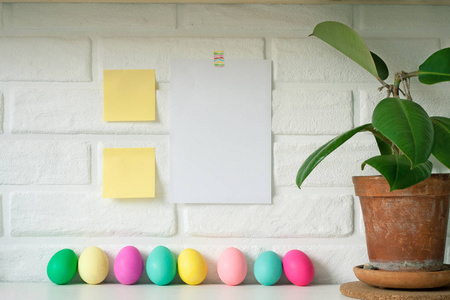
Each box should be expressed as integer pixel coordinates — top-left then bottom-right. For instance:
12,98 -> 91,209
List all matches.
114,246 -> 144,285
217,247 -> 247,286
282,250 -> 314,286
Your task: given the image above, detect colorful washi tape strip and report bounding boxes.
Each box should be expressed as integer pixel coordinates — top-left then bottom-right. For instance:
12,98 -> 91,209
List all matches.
214,51 -> 224,67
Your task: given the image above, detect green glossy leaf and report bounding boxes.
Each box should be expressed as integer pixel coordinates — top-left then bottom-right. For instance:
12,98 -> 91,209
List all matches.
372,98 -> 433,167
371,52 -> 389,81
362,155 -> 432,191
419,48 -> 450,85
374,135 -> 392,155
310,21 -> 379,79
296,124 -> 371,188
431,116 -> 450,168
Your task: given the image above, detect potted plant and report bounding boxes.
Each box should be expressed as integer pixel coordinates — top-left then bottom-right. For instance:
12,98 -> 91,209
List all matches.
296,22 -> 450,280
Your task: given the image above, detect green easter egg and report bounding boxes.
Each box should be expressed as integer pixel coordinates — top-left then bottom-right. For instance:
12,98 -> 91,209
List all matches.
254,251 -> 282,286
146,246 -> 177,285
47,249 -> 78,285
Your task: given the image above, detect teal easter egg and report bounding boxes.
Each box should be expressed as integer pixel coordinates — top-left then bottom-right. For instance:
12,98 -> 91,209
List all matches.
47,249 -> 78,285
146,246 -> 177,285
254,251 -> 282,286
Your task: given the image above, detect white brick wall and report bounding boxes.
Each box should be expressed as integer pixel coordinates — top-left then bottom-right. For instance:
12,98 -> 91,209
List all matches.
0,141 -> 90,185
10,192 -> 176,237
274,140 -> 379,187
185,194 -> 354,238
11,88 -> 169,134
0,37 -> 91,82
11,4 -> 177,30
0,91 -> 3,133
358,6 -> 450,32
101,37 -> 264,82
272,89 -> 353,135
0,3 -> 449,285
180,4 -> 352,30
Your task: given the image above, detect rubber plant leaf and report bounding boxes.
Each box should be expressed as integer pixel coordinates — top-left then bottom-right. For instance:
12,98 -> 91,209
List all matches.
310,21 -> 379,79
362,155 -> 432,191
418,47 -> 450,85
431,116 -> 450,168
296,124 -> 371,188
371,52 -> 389,81
372,98 -> 433,168
374,135 -> 393,155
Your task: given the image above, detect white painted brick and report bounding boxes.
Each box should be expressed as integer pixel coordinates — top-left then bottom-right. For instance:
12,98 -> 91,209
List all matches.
0,196 -> 2,236
359,6 -> 450,32
273,38 -> 374,83
273,245 -> 368,284
0,246 -> 62,282
0,141 -> 90,185
0,91 -> 3,134
274,140 -> 379,187
11,88 -> 169,134
365,39 -> 440,84
444,40 -> 450,49
272,89 -> 353,135
181,4 -> 352,30
99,141 -> 169,189
10,192 -> 176,237
101,37 -> 264,82
360,89 -> 450,124
12,4 -> 176,30
0,37 -> 91,82
273,38 -> 439,84
185,194 -> 354,238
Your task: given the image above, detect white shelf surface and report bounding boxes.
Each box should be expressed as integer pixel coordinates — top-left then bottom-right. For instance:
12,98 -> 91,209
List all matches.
0,283 -> 350,300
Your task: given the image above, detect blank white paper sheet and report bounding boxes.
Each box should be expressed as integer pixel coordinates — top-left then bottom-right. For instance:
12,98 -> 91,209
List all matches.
170,59 -> 272,204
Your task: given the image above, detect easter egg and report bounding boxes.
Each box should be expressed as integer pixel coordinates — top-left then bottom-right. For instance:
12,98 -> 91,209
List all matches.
254,251 -> 282,286
282,250 -> 314,286
47,249 -> 78,285
177,248 -> 207,285
146,246 -> 177,286
217,247 -> 247,286
114,246 -> 144,285
78,246 -> 109,285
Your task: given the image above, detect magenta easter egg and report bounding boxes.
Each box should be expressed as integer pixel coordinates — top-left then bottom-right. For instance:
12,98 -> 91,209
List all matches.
114,246 -> 144,285
217,247 -> 247,286
282,250 -> 314,286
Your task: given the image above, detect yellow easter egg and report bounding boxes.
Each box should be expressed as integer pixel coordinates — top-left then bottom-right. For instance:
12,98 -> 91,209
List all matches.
177,249 -> 207,285
78,246 -> 109,285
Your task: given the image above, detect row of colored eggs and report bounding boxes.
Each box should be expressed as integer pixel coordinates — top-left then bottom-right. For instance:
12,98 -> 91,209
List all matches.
47,246 -> 314,286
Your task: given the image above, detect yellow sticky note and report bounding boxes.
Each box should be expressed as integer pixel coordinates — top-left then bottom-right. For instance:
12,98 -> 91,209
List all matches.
103,148 -> 155,199
103,69 -> 155,121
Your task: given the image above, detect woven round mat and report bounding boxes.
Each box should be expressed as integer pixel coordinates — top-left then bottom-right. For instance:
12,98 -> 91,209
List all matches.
340,281 -> 450,300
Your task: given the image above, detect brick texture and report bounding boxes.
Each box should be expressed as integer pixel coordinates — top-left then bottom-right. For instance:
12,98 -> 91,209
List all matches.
12,88 -> 169,134
273,89 -> 353,135
101,37 -> 264,82
184,194 -> 354,238
359,6 -> 450,32
0,91 -> 3,134
12,3 -> 176,30
0,37 -> 91,82
274,140 -> 379,187
0,141 -> 90,185
10,192 -> 176,237
181,4 -> 352,30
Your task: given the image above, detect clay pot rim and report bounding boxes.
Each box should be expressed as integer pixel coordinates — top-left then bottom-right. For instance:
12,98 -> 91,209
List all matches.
352,173 -> 450,197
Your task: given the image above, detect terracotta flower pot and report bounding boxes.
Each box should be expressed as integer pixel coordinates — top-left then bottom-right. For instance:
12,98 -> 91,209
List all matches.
353,174 -> 450,272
